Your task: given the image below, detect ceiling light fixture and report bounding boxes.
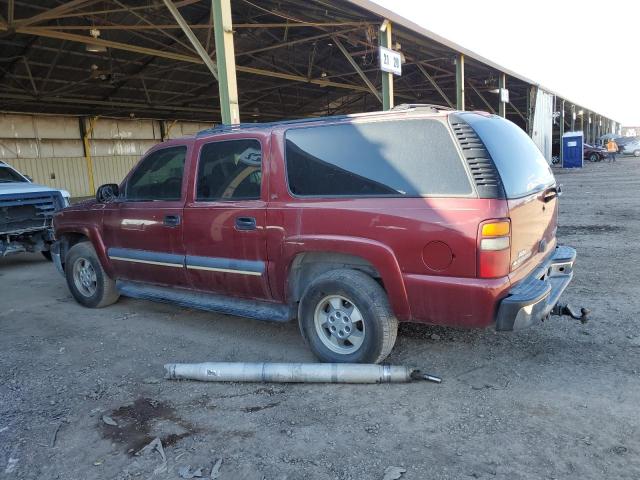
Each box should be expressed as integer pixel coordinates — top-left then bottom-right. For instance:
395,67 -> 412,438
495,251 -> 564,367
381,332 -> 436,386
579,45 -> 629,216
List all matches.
86,28 -> 107,53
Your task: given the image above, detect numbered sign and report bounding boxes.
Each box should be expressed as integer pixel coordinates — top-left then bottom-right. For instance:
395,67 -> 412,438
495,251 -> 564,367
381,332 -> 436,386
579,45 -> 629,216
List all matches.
379,46 -> 402,76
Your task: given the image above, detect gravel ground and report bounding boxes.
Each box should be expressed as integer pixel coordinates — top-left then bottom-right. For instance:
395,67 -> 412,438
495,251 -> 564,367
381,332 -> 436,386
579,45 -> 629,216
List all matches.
1,157 -> 639,480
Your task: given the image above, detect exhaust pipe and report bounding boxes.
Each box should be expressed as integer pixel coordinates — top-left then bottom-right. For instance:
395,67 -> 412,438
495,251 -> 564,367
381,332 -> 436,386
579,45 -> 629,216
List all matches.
164,362 -> 442,384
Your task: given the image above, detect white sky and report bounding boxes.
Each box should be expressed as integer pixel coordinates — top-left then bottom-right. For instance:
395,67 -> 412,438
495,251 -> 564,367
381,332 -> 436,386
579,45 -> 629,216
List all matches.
372,0 -> 640,126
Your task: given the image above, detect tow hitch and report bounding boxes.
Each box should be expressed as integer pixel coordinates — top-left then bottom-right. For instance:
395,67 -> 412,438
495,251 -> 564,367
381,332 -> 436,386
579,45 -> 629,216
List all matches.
551,302 -> 590,324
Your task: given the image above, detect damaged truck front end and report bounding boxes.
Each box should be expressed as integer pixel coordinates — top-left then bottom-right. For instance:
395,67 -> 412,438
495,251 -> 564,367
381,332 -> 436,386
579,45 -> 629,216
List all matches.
0,190 -> 67,258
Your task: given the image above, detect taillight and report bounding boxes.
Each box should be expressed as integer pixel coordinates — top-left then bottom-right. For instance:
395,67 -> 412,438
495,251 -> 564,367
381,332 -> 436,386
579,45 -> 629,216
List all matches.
478,220 -> 511,278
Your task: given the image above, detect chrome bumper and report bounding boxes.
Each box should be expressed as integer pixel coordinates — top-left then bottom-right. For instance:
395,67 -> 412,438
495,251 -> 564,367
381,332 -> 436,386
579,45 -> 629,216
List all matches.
496,246 -> 576,331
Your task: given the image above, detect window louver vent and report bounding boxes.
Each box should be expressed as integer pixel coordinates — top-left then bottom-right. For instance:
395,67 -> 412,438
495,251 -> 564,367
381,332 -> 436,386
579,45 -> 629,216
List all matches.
449,115 -> 505,199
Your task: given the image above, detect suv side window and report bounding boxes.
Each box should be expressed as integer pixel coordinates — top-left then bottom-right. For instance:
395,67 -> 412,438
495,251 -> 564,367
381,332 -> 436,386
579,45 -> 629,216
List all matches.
196,139 -> 262,201
125,146 -> 186,201
285,119 -> 472,197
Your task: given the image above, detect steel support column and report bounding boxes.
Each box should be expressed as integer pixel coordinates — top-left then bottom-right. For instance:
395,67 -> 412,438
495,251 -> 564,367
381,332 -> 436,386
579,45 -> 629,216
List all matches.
570,105 -> 576,131
212,0 -> 240,124
379,20 -> 393,110
80,117 -> 97,195
455,53 -> 464,110
527,86 -> 537,136
559,99 -> 565,165
498,72 -> 506,117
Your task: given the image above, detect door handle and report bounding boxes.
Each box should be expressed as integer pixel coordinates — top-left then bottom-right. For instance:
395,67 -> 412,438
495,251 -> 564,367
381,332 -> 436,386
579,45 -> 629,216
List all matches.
163,215 -> 181,227
235,216 -> 257,230
542,189 -> 558,203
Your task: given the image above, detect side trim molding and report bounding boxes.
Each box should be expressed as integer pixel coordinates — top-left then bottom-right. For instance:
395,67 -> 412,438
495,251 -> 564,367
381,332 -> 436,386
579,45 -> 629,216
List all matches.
186,255 -> 264,276
106,248 -> 266,276
107,247 -> 184,268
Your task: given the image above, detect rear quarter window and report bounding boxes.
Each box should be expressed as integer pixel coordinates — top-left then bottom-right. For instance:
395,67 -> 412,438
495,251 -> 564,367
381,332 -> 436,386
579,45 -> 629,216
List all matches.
461,114 -> 555,198
284,119 -> 473,197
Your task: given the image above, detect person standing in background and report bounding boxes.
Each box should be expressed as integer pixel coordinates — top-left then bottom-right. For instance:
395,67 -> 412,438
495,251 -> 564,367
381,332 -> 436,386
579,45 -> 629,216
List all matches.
606,138 -> 618,162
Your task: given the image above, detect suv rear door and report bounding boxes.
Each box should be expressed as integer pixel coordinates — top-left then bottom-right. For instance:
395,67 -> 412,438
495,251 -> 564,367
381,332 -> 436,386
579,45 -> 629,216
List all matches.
182,134 -> 271,300
101,144 -> 190,287
462,114 -> 558,277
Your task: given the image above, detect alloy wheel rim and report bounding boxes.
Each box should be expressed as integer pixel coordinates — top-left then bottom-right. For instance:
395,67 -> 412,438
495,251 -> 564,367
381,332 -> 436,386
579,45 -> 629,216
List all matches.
313,295 -> 365,355
72,257 -> 97,297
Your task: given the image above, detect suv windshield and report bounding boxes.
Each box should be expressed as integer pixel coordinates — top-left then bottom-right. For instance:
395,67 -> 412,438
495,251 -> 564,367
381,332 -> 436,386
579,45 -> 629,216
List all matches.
461,113 -> 555,198
0,166 -> 27,183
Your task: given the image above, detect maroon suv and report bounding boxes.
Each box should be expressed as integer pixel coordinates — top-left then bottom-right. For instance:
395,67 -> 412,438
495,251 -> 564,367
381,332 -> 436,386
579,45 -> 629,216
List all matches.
52,106 -> 577,363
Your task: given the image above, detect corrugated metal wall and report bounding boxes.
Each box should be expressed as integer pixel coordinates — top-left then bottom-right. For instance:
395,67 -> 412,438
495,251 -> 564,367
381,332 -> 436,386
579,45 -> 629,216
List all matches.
531,88 -> 554,164
0,113 -> 212,197
10,157 -> 91,197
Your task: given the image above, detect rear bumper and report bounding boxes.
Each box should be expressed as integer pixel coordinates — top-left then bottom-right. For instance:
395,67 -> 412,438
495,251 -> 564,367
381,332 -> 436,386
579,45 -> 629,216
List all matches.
496,245 -> 576,331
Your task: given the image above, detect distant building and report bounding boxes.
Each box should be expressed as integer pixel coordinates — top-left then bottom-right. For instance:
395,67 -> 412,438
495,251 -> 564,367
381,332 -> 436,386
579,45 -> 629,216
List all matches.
622,127 -> 640,137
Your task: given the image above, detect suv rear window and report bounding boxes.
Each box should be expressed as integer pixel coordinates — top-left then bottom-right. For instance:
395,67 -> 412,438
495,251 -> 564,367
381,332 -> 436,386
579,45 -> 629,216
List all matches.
461,113 -> 555,198
285,119 -> 472,197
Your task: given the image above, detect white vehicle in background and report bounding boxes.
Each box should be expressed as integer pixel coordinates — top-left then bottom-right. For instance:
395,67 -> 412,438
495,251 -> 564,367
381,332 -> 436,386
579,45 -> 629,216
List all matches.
621,141 -> 640,157
0,161 -> 70,259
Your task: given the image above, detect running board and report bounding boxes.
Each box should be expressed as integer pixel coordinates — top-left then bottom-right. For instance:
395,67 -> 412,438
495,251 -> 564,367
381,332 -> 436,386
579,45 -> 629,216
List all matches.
116,280 -> 292,323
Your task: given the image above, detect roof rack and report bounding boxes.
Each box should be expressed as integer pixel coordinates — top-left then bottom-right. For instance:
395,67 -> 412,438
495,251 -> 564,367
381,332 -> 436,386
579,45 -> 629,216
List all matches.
196,114 -> 351,137
195,105 -> 453,137
391,103 -> 454,112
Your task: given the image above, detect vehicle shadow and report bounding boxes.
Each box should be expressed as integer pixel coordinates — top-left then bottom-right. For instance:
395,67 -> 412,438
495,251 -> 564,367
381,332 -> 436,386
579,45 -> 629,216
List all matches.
0,252 -> 49,267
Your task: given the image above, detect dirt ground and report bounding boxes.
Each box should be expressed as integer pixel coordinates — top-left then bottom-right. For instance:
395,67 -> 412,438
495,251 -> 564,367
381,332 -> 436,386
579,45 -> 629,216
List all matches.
1,157 -> 639,480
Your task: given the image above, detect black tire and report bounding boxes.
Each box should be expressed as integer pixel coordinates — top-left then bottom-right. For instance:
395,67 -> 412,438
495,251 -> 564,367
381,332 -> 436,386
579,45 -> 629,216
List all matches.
589,153 -> 599,162
41,250 -> 52,261
298,269 -> 398,364
65,242 -> 119,308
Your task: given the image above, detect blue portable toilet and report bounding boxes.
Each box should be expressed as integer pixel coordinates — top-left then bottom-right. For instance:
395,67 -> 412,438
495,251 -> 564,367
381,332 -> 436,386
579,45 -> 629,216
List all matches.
562,131 -> 583,168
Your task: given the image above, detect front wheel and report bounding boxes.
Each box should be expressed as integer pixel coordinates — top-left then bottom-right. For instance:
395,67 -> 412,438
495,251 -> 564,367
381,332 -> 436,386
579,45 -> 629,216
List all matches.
298,269 -> 398,364
65,242 -> 119,308
634,150 -> 640,157
589,153 -> 599,162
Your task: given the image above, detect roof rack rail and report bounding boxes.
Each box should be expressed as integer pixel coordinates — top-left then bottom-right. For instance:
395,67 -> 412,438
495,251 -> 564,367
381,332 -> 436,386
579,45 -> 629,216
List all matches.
195,105 -> 454,137
196,114 -> 352,137
391,103 -> 454,112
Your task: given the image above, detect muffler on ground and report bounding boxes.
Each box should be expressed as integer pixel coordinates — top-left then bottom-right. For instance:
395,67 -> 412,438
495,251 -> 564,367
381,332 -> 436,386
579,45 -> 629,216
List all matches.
164,362 -> 441,384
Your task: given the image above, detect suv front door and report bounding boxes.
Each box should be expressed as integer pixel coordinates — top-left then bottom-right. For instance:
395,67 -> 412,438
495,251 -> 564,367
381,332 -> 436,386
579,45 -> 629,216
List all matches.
183,136 -> 270,300
102,144 -> 190,287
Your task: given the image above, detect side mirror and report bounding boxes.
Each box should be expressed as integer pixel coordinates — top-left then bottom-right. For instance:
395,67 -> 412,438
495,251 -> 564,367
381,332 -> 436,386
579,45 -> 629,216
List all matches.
96,183 -> 120,203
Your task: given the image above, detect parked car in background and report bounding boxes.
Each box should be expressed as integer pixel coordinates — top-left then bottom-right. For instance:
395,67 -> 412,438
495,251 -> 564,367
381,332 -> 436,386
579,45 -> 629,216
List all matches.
621,140 -> 640,157
583,143 -> 607,162
614,136 -> 639,153
0,161 -> 70,259
52,106 -> 578,363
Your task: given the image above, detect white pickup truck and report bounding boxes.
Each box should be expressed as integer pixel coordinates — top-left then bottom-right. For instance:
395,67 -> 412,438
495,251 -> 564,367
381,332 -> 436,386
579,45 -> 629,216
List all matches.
0,161 -> 70,258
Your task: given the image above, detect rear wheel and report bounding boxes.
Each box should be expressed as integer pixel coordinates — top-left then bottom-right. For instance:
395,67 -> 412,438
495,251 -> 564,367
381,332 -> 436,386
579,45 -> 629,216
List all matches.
589,153 -> 599,162
65,242 -> 119,308
634,150 -> 640,157
298,269 -> 397,364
